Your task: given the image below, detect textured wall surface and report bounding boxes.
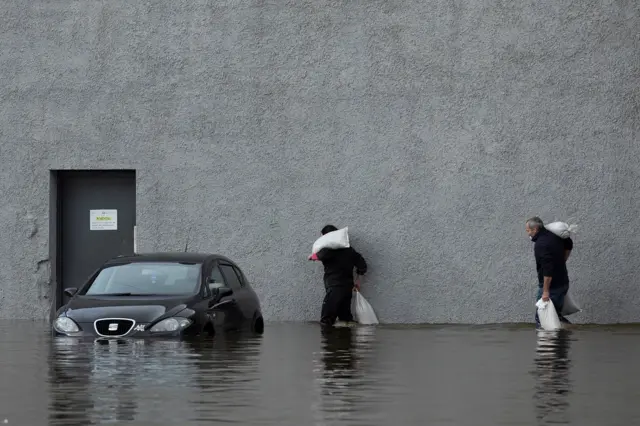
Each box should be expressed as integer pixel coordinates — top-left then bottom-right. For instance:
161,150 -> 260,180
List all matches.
1,0 -> 639,322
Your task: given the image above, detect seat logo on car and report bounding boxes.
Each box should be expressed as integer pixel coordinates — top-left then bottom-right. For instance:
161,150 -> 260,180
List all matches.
108,323 -> 118,331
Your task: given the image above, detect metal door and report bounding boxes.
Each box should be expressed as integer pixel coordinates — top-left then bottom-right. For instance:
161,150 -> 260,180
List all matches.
59,171 -> 136,306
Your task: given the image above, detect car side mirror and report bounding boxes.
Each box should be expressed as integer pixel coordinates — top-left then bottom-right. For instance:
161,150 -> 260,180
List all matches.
207,279 -> 224,292
218,287 -> 233,298
207,279 -> 232,298
207,286 -> 233,308
63,288 -> 78,298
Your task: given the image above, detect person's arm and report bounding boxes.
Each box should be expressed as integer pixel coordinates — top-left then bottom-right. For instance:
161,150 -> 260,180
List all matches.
542,276 -> 553,300
535,243 -> 554,301
563,237 -> 573,261
352,248 -> 367,275
351,248 -> 367,290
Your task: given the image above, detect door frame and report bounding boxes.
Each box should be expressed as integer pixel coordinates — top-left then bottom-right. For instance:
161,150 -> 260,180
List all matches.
49,170 -> 136,320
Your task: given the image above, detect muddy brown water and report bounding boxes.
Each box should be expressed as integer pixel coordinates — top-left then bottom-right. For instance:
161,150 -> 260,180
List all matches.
1,321 -> 639,425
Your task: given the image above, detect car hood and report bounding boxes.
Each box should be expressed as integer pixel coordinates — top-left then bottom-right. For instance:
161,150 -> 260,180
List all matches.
63,295 -> 194,323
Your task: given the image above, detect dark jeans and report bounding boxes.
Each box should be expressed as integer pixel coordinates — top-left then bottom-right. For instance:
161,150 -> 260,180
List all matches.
535,286 -> 570,326
321,286 -> 354,325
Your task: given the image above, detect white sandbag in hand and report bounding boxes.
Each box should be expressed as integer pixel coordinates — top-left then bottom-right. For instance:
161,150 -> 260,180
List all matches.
561,292 -> 581,316
351,290 -> 379,325
536,298 -> 562,331
311,227 -> 350,255
546,221 -> 578,239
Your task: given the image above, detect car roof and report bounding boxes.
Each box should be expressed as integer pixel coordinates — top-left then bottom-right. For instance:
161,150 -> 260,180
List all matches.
103,252 -> 235,266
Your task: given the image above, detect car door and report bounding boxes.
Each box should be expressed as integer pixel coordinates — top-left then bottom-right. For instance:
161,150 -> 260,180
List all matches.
218,263 -> 252,329
231,264 -> 257,320
187,263 -> 212,334
191,261 -> 217,334
209,262 -> 243,331
232,265 -> 260,317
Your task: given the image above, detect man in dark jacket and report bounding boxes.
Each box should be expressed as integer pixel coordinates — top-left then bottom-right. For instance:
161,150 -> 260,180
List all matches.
313,225 -> 368,326
526,217 -> 573,327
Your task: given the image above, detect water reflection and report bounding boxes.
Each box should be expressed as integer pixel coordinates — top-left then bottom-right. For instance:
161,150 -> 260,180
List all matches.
48,338 -> 93,425
48,335 -> 263,425
313,326 -> 380,425
187,334 -> 263,423
14,322 -> 638,426
319,326 -> 359,376
532,330 -> 572,425
314,326 -> 359,426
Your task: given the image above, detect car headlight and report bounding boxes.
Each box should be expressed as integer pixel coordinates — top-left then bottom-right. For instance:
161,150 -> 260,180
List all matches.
149,317 -> 192,333
53,317 -> 80,334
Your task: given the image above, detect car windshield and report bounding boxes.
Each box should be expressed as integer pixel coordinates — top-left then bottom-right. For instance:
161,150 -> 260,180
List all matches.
84,262 -> 202,296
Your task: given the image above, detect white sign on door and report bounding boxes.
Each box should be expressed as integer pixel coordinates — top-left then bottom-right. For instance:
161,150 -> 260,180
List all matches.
90,209 -> 118,231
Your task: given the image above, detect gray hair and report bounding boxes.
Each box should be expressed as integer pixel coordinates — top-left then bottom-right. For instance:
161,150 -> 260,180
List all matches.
526,216 -> 544,230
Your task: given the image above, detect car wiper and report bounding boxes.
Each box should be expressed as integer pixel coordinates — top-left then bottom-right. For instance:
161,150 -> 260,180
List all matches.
98,293 -> 171,296
93,292 -> 138,296
89,292 -> 178,297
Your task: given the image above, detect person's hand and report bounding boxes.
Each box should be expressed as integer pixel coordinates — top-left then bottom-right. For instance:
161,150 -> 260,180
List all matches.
542,291 -> 550,302
354,277 -> 361,291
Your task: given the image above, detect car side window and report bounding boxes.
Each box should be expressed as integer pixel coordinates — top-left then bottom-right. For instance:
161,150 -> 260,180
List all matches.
219,264 -> 242,290
233,266 -> 246,287
208,265 -> 225,289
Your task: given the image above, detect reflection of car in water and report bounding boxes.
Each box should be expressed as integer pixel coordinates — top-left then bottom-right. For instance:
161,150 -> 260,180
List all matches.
52,252 -> 264,339
49,332 -> 264,425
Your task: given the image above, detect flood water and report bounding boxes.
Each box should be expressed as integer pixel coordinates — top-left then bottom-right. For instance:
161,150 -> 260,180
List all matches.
1,321 -> 640,425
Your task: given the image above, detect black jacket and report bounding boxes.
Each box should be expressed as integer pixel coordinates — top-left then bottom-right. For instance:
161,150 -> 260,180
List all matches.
316,247 -> 367,289
532,228 -> 573,289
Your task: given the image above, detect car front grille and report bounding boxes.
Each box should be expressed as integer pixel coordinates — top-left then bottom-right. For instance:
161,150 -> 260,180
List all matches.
94,318 -> 135,337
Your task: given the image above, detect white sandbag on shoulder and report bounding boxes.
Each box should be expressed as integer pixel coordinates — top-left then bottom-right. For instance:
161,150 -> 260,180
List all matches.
561,292 -> 581,316
311,227 -> 350,254
536,298 -> 562,331
351,290 -> 379,325
546,221 -> 578,239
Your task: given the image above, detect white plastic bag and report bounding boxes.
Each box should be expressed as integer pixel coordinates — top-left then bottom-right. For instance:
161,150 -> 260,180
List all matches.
561,292 -> 581,316
546,221 -> 578,239
536,298 -> 562,331
311,227 -> 350,255
351,290 -> 379,325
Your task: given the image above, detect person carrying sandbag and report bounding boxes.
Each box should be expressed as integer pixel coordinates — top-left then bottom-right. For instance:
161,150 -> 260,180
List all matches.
309,225 -> 368,326
525,216 -> 574,328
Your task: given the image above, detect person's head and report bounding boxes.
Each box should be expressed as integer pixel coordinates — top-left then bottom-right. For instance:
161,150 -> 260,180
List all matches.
525,216 -> 544,239
321,224 -> 338,235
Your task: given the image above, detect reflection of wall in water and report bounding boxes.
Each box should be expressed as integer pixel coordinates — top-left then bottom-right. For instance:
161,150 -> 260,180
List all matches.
0,324 -> 48,425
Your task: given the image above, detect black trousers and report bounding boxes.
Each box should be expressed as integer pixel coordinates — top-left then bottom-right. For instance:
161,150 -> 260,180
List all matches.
320,286 -> 354,325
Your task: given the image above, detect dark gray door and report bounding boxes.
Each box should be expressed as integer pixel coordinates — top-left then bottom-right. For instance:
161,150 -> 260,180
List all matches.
60,171 -> 136,305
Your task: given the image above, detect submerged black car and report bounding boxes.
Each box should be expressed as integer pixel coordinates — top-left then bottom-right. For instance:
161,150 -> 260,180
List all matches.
52,252 -> 264,339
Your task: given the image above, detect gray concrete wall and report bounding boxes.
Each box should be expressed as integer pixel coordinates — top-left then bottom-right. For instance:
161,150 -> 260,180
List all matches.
1,0 -> 638,323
